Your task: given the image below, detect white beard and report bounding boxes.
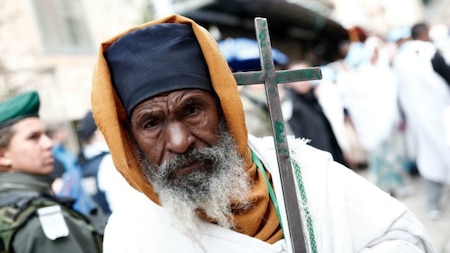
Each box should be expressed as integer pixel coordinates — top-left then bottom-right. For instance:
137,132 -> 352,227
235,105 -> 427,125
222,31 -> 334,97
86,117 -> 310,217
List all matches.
135,120 -> 252,233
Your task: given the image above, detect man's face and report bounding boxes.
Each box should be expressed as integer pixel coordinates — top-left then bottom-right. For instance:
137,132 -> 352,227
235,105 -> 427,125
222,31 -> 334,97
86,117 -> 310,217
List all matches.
130,89 -> 220,177
130,89 -> 251,230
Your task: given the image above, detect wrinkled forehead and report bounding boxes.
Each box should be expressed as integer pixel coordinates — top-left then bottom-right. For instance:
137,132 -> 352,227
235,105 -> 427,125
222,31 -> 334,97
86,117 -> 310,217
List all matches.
130,88 -> 221,121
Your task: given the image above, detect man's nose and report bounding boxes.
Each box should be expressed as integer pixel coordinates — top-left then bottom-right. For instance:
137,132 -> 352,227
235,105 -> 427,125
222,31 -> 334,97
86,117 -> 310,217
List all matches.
165,121 -> 194,153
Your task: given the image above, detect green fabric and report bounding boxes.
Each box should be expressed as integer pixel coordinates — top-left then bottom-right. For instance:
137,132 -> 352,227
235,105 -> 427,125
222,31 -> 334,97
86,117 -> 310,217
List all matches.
0,91 -> 40,128
250,150 -> 284,233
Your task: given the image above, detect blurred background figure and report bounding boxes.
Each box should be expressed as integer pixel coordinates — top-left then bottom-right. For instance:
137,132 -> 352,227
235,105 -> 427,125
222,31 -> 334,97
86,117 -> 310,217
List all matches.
46,127 -> 69,186
47,125 -> 97,215
393,22 -> 450,220
47,122 -> 107,233
282,61 -> 348,167
239,84 -> 273,137
429,24 -> 450,64
239,82 -> 293,138
76,111 -> 112,217
322,40 -> 368,170
218,36 -> 291,138
217,37 -> 289,72
386,26 -> 421,179
412,23 -> 450,84
77,110 -> 138,215
343,36 -> 415,197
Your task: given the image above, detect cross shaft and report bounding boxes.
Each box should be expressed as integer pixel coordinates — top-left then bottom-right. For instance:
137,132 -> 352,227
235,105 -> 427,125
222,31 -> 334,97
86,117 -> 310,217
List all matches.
233,17 -> 322,253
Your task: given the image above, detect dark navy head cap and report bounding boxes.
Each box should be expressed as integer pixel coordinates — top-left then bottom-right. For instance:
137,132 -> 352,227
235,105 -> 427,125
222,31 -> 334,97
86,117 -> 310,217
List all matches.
104,23 -> 213,118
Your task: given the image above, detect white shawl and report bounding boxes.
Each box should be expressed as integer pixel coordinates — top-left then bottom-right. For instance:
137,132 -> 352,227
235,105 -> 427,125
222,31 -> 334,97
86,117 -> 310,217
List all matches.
102,136 -> 435,253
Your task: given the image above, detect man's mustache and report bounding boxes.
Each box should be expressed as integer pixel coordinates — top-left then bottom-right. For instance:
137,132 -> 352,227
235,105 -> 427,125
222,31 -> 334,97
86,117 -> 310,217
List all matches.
159,148 -> 214,175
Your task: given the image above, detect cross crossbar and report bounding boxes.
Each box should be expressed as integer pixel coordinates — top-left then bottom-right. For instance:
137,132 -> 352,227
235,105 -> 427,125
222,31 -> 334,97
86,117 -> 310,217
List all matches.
234,68 -> 322,85
233,17 -> 322,253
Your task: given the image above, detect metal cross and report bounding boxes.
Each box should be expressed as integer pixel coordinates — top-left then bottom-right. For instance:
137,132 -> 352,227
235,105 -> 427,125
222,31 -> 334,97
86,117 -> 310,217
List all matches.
233,17 -> 322,253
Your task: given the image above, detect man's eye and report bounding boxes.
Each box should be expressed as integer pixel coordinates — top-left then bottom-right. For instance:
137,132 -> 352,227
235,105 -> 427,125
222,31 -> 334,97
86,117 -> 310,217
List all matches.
185,105 -> 200,116
144,119 -> 160,128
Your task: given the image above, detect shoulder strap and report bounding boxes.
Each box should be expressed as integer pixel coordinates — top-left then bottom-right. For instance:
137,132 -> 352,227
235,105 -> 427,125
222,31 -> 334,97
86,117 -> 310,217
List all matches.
79,152 -> 109,177
0,191 -> 40,207
0,194 -> 43,252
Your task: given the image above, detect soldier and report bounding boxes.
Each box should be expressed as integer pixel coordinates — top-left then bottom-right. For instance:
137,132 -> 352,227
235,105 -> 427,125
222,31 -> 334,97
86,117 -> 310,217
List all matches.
0,91 -> 102,253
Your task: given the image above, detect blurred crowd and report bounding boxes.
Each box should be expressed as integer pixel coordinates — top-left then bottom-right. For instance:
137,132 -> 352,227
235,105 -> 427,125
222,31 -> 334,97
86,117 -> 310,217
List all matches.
48,110 -> 138,223
2,14 -> 448,225
243,22 -> 450,221
6,20 -> 448,229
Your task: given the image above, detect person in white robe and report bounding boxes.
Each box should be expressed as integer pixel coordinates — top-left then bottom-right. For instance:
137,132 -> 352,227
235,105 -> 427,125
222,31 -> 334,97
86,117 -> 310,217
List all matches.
104,136 -> 434,253
343,37 -> 413,196
91,14 -> 436,253
393,25 -> 450,220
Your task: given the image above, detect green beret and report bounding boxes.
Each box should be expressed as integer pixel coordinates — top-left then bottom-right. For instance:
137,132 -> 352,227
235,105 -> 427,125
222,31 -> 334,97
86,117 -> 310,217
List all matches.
0,91 -> 40,128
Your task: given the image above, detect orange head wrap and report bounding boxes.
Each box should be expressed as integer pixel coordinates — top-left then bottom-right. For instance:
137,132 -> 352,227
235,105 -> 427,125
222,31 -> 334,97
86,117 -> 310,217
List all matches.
91,14 -> 282,243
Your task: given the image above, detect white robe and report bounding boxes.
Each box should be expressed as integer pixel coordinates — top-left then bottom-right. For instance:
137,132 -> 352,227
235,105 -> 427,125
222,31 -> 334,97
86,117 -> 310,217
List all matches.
103,136 -> 435,253
343,62 -> 399,151
393,40 -> 450,183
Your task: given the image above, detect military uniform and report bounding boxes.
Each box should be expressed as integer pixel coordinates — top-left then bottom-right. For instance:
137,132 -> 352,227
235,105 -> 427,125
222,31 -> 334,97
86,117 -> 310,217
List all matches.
0,172 -> 101,253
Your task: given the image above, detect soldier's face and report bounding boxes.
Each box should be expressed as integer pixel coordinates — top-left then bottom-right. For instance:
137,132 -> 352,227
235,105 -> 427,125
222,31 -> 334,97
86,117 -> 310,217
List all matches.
0,118 -> 54,175
130,89 -> 220,177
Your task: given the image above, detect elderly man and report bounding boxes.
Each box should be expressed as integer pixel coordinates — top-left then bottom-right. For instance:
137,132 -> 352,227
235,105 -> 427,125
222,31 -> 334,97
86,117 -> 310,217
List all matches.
92,15 -> 435,252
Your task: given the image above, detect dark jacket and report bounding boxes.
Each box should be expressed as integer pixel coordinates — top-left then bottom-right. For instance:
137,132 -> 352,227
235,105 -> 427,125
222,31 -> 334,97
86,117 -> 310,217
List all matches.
287,88 -> 347,166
